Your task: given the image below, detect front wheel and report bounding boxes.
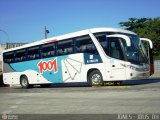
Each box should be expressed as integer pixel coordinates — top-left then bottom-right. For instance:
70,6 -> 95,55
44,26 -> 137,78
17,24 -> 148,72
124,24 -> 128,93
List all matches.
20,76 -> 29,89
88,70 -> 103,86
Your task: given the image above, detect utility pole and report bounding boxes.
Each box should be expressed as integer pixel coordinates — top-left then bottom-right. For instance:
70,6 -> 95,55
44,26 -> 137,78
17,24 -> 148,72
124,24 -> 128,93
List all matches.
44,26 -> 50,39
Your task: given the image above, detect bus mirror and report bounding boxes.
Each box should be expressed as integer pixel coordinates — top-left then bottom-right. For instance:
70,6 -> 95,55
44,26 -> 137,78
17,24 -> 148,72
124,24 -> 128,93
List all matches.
106,34 -> 131,47
140,38 -> 153,49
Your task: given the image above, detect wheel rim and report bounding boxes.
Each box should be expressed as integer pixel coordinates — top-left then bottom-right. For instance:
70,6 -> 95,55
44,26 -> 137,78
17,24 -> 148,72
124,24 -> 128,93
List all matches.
91,74 -> 102,84
22,78 -> 28,87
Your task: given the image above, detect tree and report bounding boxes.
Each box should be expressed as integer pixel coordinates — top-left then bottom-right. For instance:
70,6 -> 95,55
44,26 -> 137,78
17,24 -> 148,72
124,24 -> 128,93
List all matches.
119,17 -> 160,56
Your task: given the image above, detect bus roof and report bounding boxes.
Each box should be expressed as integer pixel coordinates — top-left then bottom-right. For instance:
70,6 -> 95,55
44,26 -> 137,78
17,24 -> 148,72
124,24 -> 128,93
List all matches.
3,27 -> 136,53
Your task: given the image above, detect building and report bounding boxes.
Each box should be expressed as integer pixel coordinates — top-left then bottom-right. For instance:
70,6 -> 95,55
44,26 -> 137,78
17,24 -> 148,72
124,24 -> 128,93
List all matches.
0,43 -> 27,71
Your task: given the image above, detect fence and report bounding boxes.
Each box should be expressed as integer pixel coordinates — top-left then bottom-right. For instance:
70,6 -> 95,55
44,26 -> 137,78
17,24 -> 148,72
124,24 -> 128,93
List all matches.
154,60 -> 160,73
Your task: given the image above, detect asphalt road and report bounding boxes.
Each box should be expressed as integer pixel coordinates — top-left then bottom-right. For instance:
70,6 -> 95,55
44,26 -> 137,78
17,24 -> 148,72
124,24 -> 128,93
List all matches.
0,78 -> 160,120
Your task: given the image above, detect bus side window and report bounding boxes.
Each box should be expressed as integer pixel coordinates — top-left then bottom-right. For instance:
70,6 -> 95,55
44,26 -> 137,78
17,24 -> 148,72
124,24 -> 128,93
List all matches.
15,49 -> 26,62
75,35 -> 98,54
109,38 -> 124,60
57,39 -> 73,56
3,52 -> 15,63
27,46 -> 40,60
96,35 -> 109,56
41,43 -> 55,58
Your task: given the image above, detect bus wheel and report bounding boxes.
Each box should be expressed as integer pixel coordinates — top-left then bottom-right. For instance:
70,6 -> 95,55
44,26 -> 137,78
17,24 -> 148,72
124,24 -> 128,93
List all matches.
20,76 -> 29,89
88,70 -> 103,86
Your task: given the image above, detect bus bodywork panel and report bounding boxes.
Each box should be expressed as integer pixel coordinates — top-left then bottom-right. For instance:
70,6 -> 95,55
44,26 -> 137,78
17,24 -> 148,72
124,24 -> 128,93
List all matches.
3,53 -> 150,85
3,53 -> 106,85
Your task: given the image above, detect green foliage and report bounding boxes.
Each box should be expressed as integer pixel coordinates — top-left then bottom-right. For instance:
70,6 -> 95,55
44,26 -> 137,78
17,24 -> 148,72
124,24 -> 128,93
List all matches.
154,55 -> 160,60
119,17 -> 160,56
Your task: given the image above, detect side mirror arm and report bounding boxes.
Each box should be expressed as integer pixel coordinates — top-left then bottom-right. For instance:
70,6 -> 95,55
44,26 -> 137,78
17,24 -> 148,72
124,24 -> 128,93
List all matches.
106,34 -> 131,47
140,38 -> 153,49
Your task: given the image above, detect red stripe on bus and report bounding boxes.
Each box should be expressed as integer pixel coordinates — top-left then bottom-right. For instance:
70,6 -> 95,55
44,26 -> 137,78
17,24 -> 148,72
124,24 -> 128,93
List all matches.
45,39 -> 56,43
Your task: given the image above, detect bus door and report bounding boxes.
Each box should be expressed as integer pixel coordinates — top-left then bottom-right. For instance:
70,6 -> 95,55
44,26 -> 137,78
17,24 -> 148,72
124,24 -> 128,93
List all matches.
107,35 -> 131,80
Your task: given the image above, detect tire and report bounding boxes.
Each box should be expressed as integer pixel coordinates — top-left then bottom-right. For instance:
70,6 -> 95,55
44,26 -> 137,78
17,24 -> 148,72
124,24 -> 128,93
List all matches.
20,76 -> 29,89
88,70 -> 103,86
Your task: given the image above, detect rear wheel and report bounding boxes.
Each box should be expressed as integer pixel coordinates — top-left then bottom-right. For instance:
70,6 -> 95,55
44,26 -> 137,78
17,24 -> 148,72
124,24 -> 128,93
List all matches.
20,76 -> 29,89
88,70 -> 103,86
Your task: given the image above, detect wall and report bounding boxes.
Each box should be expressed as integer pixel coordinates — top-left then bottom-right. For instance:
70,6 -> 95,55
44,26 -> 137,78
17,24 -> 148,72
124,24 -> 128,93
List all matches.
154,60 -> 160,73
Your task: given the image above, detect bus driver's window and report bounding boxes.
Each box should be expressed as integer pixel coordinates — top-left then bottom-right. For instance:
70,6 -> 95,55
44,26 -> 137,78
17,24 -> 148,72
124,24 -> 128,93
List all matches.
111,42 -> 120,59
110,39 -> 124,60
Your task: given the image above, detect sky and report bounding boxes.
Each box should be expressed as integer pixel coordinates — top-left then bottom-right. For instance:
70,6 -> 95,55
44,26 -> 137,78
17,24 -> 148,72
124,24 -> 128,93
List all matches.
0,0 -> 160,43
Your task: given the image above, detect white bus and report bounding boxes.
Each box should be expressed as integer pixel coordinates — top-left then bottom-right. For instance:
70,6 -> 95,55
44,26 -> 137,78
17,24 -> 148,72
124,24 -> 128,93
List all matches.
2,28 -> 150,88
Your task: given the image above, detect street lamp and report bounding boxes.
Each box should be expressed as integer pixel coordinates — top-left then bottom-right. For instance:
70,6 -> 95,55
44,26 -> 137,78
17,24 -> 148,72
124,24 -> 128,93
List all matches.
44,26 -> 50,39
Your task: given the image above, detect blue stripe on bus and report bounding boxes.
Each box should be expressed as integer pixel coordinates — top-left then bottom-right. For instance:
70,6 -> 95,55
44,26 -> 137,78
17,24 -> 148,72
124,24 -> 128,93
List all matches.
9,53 -> 102,83
10,55 -> 68,83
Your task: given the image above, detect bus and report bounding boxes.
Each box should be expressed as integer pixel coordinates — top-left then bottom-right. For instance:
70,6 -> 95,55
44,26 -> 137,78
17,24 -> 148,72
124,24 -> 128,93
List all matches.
2,28 -> 150,88
140,38 -> 154,75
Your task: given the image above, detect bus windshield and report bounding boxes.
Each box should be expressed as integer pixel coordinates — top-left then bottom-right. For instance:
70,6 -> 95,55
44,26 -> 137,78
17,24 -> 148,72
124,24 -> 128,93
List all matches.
121,34 -> 148,65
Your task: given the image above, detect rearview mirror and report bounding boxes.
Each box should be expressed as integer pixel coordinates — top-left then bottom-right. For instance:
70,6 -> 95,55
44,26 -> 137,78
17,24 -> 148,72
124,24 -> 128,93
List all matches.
106,34 -> 131,47
140,38 -> 153,49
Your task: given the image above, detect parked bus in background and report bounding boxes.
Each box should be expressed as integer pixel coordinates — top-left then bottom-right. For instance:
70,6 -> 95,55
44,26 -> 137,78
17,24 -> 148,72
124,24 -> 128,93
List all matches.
2,28 -> 150,88
140,38 -> 154,75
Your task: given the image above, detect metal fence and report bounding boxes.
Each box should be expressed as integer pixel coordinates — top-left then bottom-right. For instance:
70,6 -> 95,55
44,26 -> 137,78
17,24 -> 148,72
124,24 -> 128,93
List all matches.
154,60 -> 160,73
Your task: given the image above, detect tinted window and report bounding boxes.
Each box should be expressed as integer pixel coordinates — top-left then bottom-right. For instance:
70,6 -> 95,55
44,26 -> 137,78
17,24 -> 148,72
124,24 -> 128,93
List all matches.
75,35 -> 98,54
15,49 -> 26,62
57,39 -> 73,56
109,38 -> 124,60
27,46 -> 40,60
42,43 -> 55,58
95,34 -> 109,55
4,52 -> 15,63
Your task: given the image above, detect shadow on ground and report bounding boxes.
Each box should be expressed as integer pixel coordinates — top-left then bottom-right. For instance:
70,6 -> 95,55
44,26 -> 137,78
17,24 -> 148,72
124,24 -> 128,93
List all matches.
45,78 -> 160,88
122,78 -> 160,86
